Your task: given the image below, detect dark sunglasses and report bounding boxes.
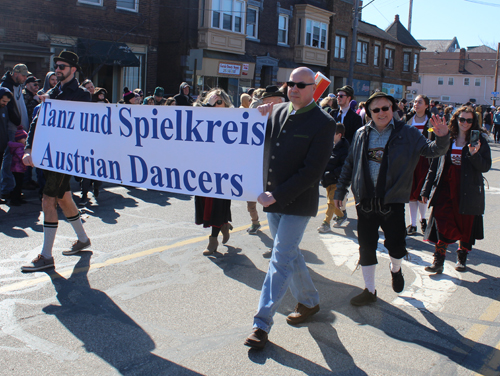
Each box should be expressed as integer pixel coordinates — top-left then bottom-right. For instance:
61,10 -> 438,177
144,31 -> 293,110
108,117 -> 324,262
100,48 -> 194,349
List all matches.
54,63 -> 70,70
215,99 -> 223,105
286,81 -> 314,89
371,106 -> 391,113
458,117 -> 473,124
336,94 -> 346,98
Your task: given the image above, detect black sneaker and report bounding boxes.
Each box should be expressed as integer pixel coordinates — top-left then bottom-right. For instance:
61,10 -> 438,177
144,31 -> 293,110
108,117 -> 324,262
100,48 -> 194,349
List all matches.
244,328 -> 268,350
391,268 -> 405,293
21,254 -> 55,272
406,225 -> 417,236
350,289 -> 377,306
420,219 -> 427,233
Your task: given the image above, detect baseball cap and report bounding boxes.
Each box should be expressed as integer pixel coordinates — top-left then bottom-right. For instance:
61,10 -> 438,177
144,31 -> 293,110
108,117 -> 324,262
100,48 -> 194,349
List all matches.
12,64 -> 32,76
25,76 -> 42,84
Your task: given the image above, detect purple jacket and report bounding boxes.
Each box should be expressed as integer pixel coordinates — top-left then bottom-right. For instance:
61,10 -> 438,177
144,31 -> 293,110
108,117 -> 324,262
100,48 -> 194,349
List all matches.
8,141 -> 27,173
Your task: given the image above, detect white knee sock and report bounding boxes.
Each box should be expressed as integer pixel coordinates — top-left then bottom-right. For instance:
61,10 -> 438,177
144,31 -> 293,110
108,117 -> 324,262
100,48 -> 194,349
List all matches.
67,213 -> 89,242
41,222 -> 58,258
362,265 -> 376,293
390,256 -> 403,273
418,201 -> 427,221
409,201 -> 418,226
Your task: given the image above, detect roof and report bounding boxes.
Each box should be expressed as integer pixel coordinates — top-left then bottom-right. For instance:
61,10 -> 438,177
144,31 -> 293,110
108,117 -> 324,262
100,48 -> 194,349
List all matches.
417,38 -> 459,52
385,15 -> 424,49
357,21 -> 401,45
467,45 -> 497,53
418,51 -> 497,76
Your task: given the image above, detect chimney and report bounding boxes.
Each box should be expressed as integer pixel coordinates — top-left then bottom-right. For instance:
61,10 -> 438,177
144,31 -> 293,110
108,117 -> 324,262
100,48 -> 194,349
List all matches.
458,48 -> 466,72
395,14 -> 400,22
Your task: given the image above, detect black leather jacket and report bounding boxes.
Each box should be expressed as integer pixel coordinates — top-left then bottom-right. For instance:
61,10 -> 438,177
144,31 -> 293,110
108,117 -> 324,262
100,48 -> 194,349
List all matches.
334,119 -> 449,204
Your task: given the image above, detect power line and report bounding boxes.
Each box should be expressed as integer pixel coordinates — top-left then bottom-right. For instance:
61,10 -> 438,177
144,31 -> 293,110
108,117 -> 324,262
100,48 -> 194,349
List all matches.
464,0 -> 500,6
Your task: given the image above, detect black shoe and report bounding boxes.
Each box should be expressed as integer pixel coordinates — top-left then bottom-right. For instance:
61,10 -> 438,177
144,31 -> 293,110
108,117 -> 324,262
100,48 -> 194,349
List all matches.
425,251 -> 445,274
244,328 -> 268,350
455,249 -> 468,272
350,289 -> 377,306
406,225 -> 417,236
391,268 -> 405,293
420,218 -> 427,233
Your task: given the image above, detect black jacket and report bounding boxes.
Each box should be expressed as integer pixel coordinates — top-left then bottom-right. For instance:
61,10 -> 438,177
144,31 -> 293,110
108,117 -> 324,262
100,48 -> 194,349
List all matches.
26,77 -> 91,150
264,102 -> 335,216
321,137 -> 350,187
173,82 -> 194,106
421,134 -> 491,215
330,108 -> 362,144
0,71 -> 21,127
334,120 -> 450,204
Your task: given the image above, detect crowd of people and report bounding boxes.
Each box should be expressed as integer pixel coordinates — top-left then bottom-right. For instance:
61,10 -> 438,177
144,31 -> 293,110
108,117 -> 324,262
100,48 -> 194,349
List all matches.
0,51 -> 494,350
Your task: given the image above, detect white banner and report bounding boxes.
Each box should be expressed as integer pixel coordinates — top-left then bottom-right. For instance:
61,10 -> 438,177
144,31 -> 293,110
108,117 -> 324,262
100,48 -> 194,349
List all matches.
31,100 -> 268,201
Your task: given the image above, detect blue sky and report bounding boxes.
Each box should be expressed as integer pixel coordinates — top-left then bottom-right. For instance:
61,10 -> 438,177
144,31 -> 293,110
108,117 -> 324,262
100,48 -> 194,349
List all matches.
361,0 -> 499,49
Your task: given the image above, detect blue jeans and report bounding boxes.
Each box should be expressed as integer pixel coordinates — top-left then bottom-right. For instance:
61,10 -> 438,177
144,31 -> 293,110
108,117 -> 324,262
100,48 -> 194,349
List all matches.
0,128 -> 16,194
253,213 -> 319,333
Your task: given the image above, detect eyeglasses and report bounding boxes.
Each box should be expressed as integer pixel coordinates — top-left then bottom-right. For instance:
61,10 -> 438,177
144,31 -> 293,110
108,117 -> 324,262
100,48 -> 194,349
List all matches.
458,117 -> 473,124
371,106 -> 391,113
286,81 -> 314,89
54,64 -> 70,70
337,94 -> 346,98
215,99 -> 223,105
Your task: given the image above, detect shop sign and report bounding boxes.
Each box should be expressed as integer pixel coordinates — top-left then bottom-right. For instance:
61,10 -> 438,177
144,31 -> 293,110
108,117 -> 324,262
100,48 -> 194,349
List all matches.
218,62 -> 242,76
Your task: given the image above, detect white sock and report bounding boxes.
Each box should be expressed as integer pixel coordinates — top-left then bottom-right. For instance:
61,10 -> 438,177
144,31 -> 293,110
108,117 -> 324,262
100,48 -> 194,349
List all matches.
67,213 -> 89,243
41,222 -> 58,258
362,265 -> 376,293
418,202 -> 427,221
409,201 -> 418,226
390,256 -> 403,273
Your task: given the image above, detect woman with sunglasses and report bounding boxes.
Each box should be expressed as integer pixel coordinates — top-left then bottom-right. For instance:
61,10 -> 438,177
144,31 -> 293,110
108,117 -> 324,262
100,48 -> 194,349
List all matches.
194,88 -> 234,255
421,106 -> 491,273
404,94 -> 433,236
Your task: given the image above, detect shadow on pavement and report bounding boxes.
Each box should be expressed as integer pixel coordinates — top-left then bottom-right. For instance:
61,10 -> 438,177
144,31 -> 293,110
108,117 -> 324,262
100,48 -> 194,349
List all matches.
43,251 -> 202,376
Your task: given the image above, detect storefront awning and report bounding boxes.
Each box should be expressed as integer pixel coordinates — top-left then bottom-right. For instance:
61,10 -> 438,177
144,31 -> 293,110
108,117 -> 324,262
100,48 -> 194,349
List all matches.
77,38 -> 140,67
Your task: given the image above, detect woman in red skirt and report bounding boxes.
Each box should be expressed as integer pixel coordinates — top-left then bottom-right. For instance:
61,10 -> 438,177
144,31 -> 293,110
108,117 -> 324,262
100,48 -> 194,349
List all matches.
404,95 -> 433,235
194,88 -> 233,255
421,106 -> 491,273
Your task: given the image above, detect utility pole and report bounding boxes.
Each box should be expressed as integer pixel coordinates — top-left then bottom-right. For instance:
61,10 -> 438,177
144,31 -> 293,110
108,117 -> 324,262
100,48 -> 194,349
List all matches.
494,42 -> 500,107
348,0 -> 361,86
408,0 -> 413,33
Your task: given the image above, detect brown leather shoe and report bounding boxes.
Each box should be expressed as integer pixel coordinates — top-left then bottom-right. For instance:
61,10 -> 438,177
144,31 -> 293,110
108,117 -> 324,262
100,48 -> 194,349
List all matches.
244,328 -> 268,350
286,303 -> 320,325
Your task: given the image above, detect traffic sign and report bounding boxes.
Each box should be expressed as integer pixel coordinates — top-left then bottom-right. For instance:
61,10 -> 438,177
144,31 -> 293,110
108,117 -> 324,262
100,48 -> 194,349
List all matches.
492,92 -> 499,95
491,97 -> 499,100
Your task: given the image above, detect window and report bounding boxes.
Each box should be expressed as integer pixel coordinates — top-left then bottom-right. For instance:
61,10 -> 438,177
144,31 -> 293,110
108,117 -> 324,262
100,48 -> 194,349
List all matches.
116,0 -> 138,12
278,15 -> 288,45
246,6 -> 258,39
212,0 -> 244,33
464,78 -> 470,86
384,48 -> 394,69
78,0 -> 102,4
413,53 -> 419,72
356,41 -> 368,64
374,45 -> 380,66
403,52 -> 411,72
306,20 -> 328,49
475,78 -> 481,86
334,35 -> 347,59
448,77 -> 454,85
438,77 -> 444,85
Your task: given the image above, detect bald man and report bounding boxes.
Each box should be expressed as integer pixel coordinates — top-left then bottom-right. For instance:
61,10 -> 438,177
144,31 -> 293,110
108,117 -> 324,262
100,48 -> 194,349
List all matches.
244,67 -> 336,350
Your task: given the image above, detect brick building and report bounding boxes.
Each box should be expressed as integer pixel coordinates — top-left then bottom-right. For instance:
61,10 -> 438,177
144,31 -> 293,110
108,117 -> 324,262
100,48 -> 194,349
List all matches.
0,0 -> 160,102
158,0 -> 423,105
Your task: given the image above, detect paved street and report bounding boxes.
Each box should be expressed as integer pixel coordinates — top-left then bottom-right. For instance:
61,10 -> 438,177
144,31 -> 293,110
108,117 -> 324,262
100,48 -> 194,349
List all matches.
1,144 -> 500,376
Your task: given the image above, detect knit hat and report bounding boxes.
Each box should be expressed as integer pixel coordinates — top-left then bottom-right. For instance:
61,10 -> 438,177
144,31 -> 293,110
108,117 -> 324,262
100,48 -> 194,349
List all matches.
15,129 -> 28,142
154,87 -> 164,97
123,87 -> 135,103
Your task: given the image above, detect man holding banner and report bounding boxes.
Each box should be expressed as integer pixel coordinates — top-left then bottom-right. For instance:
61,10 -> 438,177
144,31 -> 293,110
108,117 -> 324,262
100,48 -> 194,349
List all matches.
21,51 -> 92,272
244,67 -> 335,350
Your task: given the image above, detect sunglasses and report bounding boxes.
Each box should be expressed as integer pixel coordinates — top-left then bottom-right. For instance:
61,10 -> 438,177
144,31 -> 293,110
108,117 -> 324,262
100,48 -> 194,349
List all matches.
336,94 -> 346,98
371,106 -> 391,113
215,99 -> 223,105
54,64 -> 70,70
458,117 -> 473,124
286,81 -> 314,89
